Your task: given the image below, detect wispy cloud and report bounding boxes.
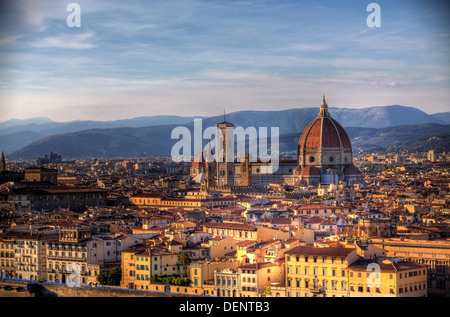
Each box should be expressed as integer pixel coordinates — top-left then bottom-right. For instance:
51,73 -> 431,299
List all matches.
289,44 -> 331,52
0,0 -> 449,120
29,32 -> 96,49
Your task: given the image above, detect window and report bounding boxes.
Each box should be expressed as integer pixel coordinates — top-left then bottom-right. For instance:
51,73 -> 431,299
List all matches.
332,281 -> 337,291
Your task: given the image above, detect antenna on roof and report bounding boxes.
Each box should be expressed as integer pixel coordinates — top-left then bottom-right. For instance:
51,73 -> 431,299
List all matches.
223,109 -> 226,122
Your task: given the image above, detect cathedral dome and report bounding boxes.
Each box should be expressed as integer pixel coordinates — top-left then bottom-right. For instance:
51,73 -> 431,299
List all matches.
298,96 -> 351,150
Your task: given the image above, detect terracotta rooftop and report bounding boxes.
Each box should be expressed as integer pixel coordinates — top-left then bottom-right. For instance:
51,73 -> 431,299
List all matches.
349,259 -> 427,272
203,222 -> 257,231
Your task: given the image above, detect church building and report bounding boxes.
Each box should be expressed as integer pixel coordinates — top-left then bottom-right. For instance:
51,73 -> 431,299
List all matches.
190,96 -> 362,188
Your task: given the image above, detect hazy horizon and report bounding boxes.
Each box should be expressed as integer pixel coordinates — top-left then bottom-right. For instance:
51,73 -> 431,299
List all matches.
1,104 -> 448,124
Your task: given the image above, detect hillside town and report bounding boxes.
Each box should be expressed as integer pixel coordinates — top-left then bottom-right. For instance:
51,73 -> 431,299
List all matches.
1,0 -> 448,305
0,142 -> 449,297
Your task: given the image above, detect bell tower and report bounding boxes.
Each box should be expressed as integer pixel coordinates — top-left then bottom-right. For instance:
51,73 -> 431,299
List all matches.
215,115 -> 235,186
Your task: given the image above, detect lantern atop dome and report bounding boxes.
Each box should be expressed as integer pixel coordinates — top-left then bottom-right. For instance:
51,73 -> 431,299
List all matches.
318,95 -> 329,117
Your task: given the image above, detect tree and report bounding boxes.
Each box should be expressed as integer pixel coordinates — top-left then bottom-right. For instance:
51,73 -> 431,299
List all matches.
107,267 -> 122,286
177,251 -> 192,277
97,272 -> 108,285
96,267 -> 122,286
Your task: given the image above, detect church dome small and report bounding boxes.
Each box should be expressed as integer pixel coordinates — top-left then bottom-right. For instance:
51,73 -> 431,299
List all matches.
300,165 -> 321,177
344,164 -> 362,175
191,152 -> 206,169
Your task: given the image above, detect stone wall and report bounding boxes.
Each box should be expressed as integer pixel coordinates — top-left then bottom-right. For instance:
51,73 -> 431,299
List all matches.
0,282 -> 198,297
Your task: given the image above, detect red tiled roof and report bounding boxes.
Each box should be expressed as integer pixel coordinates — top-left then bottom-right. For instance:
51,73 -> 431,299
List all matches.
349,259 -> 427,271
203,222 -> 257,231
298,116 -> 352,149
300,165 -> 321,177
344,164 -> 362,175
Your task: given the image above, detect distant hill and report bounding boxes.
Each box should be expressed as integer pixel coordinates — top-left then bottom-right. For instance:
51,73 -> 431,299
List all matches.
201,105 -> 444,135
332,105 -> 445,127
3,105 -> 448,157
346,123 -> 450,152
431,112 -> 450,124
0,117 -> 55,128
10,126 -> 176,160
9,122 -> 450,160
0,131 -> 46,154
385,131 -> 450,153
0,115 -> 204,154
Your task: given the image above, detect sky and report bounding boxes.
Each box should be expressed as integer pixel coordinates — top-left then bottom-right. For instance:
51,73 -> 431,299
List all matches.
0,0 -> 449,122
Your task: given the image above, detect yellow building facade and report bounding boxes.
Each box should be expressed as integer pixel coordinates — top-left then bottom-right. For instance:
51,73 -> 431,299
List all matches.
348,258 -> 427,297
121,245 -> 182,291
285,246 -> 358,297
0,237 -> 15,278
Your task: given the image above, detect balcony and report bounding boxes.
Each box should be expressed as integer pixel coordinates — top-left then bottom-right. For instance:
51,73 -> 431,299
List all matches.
310,286 -> 323,293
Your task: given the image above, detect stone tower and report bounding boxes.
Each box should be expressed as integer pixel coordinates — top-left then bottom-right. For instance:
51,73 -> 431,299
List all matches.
215,118 -> 235,186
239,153 -> 252,186
205,140 -> 216,188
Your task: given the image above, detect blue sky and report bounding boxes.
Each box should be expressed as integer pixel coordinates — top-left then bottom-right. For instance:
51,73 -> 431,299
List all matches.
0,0 -> 449,121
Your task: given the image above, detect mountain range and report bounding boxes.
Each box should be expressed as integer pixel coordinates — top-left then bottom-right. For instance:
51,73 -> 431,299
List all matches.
2,105 -> 450,160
